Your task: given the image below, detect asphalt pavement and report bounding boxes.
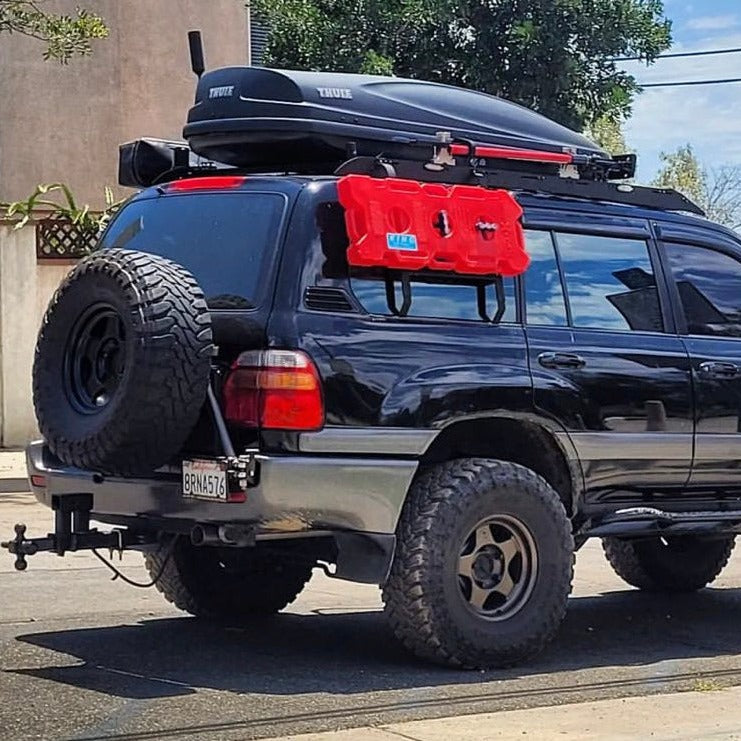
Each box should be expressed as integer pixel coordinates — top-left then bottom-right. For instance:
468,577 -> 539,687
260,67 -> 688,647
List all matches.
3,491 -> 741,741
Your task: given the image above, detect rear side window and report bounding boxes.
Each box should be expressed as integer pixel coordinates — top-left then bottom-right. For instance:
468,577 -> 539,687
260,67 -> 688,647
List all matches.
556,233 -> 663,333
321,199 -> 517,323
524,230 -> 568,326
351,274 -> 517,323
100,192 -> 286,309
665,243 -> 741,337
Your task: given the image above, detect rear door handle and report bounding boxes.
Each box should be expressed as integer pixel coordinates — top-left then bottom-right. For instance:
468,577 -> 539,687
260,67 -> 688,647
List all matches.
699,361 -> 741,379
537,352 -> 586,370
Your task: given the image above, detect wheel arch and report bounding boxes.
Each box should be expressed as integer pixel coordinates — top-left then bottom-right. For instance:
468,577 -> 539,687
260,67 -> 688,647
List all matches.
418,415 -> 583,517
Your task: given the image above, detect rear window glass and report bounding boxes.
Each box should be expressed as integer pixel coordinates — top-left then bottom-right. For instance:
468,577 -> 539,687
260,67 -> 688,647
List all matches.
100,192 -> 286,309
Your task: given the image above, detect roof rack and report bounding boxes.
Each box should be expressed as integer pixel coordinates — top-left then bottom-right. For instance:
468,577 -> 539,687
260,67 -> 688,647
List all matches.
119,135 -> 705,218
335,134 -> 705,217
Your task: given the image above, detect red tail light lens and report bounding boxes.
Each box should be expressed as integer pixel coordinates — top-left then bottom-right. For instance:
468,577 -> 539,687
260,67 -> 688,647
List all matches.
223,350 -> 324,431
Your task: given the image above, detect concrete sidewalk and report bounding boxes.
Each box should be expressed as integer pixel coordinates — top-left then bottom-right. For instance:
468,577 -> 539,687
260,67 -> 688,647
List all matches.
276,686 -> 741,741
0,449 -> 28,491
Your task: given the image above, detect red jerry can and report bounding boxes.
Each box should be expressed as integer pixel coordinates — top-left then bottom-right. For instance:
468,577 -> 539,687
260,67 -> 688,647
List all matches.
337,174 -> 529,277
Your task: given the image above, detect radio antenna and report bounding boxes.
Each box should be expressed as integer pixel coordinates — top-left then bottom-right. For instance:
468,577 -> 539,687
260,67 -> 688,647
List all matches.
188,30 -> 205,78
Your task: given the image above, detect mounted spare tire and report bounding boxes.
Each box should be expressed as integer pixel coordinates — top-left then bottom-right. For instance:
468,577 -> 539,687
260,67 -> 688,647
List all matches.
33,248 -> 213,476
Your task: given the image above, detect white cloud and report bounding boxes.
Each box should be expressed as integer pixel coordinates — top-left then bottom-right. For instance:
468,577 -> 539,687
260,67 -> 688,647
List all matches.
624,85 -> 741,179
685,14 -> 738,31
619,33 -> 741,179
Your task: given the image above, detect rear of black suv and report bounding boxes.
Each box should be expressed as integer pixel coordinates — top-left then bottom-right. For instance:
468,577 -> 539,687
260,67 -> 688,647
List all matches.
15,173 -> 741,669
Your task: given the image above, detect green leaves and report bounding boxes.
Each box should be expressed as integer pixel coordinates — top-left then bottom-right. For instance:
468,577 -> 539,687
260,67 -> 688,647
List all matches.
653,145 -> 707,207
1,183 -> 123,236
359,49 -> 395,75
0,1 -> 108,62
652,145 -> 741,232
253,0 -> 436,74
584,116 -> 630,156
253,0 -> 672,129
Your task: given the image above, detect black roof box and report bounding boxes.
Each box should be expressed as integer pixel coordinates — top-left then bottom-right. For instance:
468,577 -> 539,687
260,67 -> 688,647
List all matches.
183,67 -> 607,171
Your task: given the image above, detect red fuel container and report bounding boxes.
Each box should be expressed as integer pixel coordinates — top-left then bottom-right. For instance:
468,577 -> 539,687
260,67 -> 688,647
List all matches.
338,174 -> 529,277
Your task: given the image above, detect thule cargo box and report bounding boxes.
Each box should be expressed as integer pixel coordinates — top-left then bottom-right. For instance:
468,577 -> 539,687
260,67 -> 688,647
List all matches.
183,67 -> 607,172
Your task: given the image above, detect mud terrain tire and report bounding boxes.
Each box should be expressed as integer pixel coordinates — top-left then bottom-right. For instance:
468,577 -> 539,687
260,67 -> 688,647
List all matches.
603,535 -> 735,592
33,248 -> 213,475
145,538 -> 315,618
383,458 -> 574,668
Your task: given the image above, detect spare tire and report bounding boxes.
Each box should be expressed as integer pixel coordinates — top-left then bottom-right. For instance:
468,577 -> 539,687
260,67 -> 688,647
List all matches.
33,248 -> 213,475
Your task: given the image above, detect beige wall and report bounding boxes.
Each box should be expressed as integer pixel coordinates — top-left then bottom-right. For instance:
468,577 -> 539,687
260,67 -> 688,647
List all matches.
0,0 -> 248,207
0,225 -> 73,446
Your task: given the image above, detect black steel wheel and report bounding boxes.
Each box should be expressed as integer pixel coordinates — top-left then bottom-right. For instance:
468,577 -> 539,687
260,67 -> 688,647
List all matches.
33,248 -> 213,475
63,303 -> 127,413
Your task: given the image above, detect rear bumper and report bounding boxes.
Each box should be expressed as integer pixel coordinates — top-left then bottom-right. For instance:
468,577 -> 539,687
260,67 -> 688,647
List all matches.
26,441 -> 418,536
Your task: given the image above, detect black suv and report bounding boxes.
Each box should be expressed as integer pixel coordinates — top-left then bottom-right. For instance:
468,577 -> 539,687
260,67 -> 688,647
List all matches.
6,66 -> 740,670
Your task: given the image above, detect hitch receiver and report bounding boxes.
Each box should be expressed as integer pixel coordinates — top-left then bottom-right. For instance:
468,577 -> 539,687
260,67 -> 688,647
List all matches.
1,493 -> 153,571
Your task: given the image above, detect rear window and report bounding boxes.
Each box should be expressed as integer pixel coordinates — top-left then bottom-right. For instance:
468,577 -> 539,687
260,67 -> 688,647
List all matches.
100,192 -> 287,309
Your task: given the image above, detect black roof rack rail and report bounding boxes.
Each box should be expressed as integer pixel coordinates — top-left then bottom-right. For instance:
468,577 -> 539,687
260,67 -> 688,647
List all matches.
120,135 -> 704,218
335,153 -> 705,217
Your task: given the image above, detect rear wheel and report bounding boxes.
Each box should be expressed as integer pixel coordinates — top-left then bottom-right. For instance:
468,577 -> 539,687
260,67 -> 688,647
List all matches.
383,458 -> 574,668
145,537 -> 316,618
602,535 -> 735,593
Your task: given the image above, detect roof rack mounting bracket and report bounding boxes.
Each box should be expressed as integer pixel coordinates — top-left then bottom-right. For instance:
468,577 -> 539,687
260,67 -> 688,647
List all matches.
335,156 -> 704,216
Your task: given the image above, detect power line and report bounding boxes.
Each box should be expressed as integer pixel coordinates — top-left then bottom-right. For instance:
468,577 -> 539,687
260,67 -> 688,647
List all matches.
615,46 -> 741,62
638,76 -> 741,88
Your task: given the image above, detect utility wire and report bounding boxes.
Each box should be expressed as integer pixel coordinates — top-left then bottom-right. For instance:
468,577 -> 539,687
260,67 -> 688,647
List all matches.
615,44 -> 741,87
614,46 -> 741,62
638,77 -> 741,88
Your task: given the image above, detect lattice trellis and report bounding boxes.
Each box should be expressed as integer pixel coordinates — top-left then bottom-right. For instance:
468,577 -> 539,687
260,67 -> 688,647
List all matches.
36,216 -> 99,259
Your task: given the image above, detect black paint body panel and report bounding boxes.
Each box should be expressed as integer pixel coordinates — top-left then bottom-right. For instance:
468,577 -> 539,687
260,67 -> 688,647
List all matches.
111,178 -> 741,519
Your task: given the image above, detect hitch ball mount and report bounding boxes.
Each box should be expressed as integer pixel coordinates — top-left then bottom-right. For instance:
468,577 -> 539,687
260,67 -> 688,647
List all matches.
1,493 -> 153,571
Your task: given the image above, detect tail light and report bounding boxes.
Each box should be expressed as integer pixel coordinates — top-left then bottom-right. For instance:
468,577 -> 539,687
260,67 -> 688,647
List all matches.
223,350 -> 324,431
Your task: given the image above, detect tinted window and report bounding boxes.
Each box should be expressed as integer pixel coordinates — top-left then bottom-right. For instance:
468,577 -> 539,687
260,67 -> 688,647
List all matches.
556,233 -> 663,332
100,192 -> 286,308
524,230 -> 567,326
665,243 -> 741,337
351,275 -> 516,323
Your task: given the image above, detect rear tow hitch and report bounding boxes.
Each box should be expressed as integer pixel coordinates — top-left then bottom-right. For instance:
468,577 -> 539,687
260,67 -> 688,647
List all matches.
1,493 -> 153,571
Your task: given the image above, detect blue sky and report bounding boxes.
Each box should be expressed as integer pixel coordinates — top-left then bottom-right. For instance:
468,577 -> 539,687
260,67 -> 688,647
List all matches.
621,0 -> 741,181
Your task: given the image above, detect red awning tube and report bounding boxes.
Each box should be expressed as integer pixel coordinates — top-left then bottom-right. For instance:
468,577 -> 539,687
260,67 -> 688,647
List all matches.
449,144 -> 573,165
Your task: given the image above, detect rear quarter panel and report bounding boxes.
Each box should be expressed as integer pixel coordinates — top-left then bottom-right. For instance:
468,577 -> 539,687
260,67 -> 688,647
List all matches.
266,181 -> 535,447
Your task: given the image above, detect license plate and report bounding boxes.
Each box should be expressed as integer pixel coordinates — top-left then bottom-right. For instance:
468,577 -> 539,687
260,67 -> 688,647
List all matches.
182,458 -> 228,500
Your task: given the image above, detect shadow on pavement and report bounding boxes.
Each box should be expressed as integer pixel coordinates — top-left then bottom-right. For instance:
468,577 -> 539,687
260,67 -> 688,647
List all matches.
12,586 -> 741,700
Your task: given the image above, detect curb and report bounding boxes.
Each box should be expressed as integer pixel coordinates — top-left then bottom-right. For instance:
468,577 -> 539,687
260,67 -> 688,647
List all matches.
0,479 -> 29,493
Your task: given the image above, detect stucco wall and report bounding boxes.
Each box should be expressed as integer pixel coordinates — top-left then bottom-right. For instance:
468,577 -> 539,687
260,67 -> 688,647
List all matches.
0,0 -> 248,207
0,225 -> 72,446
